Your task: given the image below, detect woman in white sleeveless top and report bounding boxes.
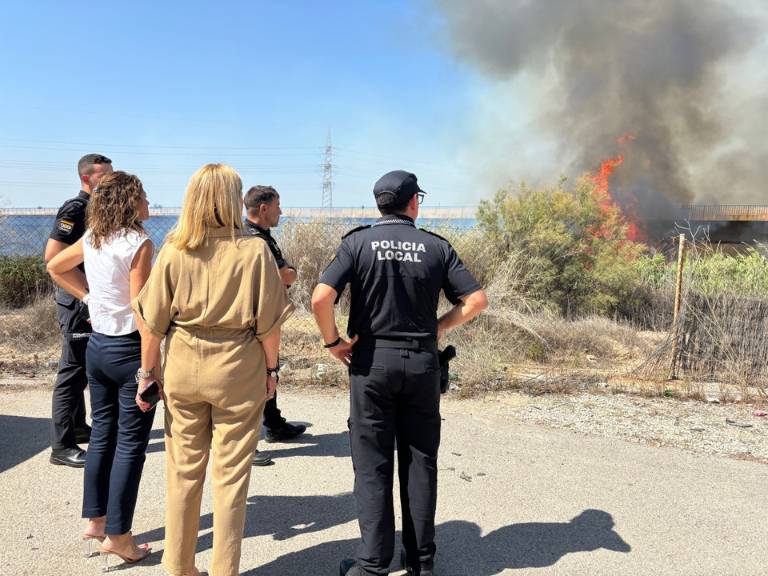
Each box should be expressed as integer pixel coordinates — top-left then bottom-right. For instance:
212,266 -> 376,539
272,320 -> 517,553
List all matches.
47,171 -> 155,568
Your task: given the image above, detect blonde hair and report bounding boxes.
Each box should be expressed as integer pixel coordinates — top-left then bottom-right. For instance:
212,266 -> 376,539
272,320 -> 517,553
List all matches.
87,171 -> 145,249
167,163 -> 243,251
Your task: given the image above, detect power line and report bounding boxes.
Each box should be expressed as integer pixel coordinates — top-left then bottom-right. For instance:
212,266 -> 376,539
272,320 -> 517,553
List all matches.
321,130 -> 334,209
0,138 -> 323,152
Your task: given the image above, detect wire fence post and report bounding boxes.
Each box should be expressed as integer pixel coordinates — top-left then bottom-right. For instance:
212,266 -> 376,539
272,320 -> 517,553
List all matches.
669,233 -> 687,380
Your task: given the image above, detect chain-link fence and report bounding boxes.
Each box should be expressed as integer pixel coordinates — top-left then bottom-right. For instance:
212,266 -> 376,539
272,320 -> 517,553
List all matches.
0,207 -> 479,257
0,208 -> 495,387
0,209 -> 182,257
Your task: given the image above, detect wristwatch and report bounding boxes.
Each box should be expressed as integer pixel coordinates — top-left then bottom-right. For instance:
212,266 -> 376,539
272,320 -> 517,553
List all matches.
266,367 -> 280,381
135,367 -> 155,383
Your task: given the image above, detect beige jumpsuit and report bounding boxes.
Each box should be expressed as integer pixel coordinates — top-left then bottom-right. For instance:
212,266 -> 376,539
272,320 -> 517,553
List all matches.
133,227 -> 293,576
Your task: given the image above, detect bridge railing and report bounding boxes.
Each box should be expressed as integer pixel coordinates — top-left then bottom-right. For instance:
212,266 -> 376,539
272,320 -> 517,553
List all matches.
683,205 -> 768,222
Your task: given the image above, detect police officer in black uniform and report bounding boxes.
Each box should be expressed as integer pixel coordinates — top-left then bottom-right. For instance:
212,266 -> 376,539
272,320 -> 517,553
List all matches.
44,153 -> 112,467
311,170 -> 488,576
243,185 -> 307,466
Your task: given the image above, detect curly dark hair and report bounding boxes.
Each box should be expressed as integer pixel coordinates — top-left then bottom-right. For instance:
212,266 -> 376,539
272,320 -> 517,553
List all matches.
87,171 -> 145,249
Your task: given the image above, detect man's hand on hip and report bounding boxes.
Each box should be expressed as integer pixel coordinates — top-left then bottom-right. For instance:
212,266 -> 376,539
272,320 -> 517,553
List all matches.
328,335 -> 358,366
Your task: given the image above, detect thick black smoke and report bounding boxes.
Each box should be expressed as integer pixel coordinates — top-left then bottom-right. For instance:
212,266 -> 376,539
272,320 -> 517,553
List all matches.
437,0 -> 766,217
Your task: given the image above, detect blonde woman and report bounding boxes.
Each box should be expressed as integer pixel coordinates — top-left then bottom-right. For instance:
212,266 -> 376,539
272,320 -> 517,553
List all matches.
133,163 -> 293,576
47,171 -> 155,565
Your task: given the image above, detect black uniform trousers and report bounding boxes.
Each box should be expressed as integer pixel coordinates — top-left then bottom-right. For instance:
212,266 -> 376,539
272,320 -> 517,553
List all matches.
51,294 -> 90,450
348,340 -> 441,576
262,393 -> 284,429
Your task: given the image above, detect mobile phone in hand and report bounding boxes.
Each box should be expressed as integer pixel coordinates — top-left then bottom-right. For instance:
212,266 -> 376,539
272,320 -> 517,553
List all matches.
139,380 -> 161,408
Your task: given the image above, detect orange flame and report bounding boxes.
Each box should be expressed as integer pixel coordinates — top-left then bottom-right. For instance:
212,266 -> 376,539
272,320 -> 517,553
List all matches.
587,149 -> 643,242
590,154 -> 624,200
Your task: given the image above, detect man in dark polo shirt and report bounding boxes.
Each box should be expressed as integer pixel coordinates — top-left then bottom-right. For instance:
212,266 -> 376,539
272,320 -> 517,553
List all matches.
44,153 -> 112,468
243,185 -> 306,466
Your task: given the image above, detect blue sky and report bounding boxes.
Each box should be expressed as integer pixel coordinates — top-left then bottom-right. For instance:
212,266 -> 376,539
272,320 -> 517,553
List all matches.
0,0 -> 480,208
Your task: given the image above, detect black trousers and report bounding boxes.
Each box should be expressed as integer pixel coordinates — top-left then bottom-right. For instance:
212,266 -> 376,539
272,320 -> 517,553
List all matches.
51,290 -> 91,450
262,393 -> 284,429
348,343 -> 441,576
51,335 -> 89,450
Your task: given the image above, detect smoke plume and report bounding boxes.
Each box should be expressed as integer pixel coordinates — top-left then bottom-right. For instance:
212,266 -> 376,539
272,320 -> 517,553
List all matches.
437,0 -> 768,217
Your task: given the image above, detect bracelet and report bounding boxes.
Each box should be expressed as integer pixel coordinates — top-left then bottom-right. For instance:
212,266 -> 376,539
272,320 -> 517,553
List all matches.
323,336 -> 342,349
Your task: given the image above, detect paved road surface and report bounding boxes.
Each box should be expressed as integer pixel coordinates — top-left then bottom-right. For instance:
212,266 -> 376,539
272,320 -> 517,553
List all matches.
1,387 -> 766,576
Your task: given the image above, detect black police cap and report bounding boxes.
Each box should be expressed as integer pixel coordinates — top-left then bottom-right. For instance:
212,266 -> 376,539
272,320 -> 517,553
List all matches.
373,170 -> 425,207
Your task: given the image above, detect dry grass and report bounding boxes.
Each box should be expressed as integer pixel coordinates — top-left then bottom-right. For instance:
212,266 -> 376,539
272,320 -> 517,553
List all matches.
0,296 -> 60,373
444,313 -> 661,396
0,293 -> 755,403
278,219 -> 354,312
638,294 -> 768,402
0,296 -> 58,347
678,294 -> 768,386
280,311 -> 350,389
530,316 -> 657,366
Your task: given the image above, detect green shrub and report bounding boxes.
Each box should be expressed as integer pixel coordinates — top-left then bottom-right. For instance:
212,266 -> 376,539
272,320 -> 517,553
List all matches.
634,245 -> 768,297
476,177 -> 646,316
686,247 -> 768,296
0,256 -> 52,309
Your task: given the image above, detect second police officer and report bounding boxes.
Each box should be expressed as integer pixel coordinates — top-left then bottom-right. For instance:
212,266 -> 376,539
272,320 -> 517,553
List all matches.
311,170 -> 488,576
243,185 -> 307,467
44,153 -> 113,468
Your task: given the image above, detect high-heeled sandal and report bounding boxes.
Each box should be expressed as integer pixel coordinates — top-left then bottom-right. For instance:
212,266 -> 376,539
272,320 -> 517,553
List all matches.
82,533 -> 105,558
99,542 -> 151,572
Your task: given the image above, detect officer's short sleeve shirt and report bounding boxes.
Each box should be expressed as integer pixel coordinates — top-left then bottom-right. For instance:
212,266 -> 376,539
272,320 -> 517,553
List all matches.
49,191 -> 89,245
320,239 -> 355,297
442,242 -> 481,305
319,216 -> 482,338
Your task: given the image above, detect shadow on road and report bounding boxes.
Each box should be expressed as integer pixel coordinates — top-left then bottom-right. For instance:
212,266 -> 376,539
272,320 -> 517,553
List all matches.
439,510 -> 631,572
242,509 -> 630,575
135,492 -> 357,549
145,427 -> 165,454
0,415 -> 49,473
144,427 -> 348,459
267,430 -> 350,459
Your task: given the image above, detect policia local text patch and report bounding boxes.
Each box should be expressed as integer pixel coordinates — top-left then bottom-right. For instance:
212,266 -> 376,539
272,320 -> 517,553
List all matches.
371,239 -> 426,262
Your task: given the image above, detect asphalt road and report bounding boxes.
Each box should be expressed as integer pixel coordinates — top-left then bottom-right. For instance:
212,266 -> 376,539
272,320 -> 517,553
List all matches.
1,387 -> 766,576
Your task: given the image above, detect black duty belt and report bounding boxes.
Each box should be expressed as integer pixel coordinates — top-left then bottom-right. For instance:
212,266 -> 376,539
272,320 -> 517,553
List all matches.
356,337 -> 436,350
